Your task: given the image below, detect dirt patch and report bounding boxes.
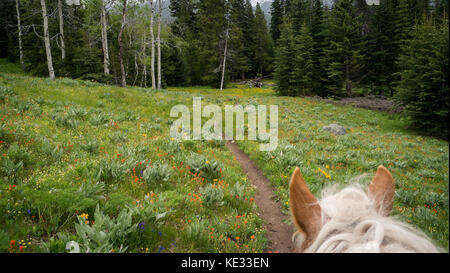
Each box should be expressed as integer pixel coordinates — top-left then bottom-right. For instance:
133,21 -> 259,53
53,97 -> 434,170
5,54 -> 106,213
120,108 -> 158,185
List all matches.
309,95 -> 402,114
225,141 -> 294,253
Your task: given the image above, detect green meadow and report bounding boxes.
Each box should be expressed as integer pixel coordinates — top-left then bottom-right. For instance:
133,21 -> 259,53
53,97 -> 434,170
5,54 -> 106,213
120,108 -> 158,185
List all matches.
0,59 -> 448,252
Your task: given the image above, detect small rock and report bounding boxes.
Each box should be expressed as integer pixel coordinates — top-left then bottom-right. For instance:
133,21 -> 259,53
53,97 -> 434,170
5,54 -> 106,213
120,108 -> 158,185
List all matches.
322,124 -> 347,135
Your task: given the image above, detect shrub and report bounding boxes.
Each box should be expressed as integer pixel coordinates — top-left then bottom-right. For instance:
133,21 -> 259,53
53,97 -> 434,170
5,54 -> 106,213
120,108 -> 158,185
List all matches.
108,132 -> 128,143
7,143 -> 33,168
115,110 -> 140,122
140,123 -> 162,133
229,181 -> 246,199
40,141 -> 64,163
24,186 -> 98,234
68,106 -> 88,119
142,163 -> 173,188
97,159 -> 128,183
0,158 -> 23,178
65,205 -> 137,253
199,184 -> 224,207
184,218 -> 209,245
184,154 -> 223,180
80,139 -> 100,154
54,115 -> 79,129
78,181 -> 106,200
0,86 -> 14,102
90,113 -> 109,126
163,139 -> 181,155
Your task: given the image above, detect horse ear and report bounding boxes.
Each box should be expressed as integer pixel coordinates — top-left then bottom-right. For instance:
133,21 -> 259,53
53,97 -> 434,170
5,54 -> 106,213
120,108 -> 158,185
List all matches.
289,167 -> 321,249
369,165 -> 395,216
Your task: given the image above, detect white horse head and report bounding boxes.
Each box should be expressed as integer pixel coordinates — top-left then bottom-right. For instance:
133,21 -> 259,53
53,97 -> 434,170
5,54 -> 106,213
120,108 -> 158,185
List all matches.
289,165 -> 440,253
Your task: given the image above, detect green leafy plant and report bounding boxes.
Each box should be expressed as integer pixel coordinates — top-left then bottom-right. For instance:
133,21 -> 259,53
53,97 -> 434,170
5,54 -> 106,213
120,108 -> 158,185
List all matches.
80,139 -> 100,154
7,143 -> 33,168
66,205 -> 137,253
0,85 -> 14,102
142,163 -> 173,188
90,113 -> 109,126
54,114 -> 79,129
108,132 -> 128,143
185,154 -> 223,180
200,184 -> 224,207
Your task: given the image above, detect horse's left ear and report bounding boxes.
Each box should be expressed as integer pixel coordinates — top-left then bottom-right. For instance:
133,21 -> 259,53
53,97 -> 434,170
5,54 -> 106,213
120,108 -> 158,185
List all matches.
369,165 -> 395,216
289,167 -> 322,250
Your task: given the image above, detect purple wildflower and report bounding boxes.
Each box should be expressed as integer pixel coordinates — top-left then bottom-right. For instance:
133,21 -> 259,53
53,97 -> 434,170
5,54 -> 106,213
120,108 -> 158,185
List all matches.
138,221 -> 145,230
157,246 -> 165,253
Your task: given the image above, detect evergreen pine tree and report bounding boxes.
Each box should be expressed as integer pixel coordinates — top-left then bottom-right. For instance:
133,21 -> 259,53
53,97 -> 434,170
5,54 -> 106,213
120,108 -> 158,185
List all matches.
229,0 -> 251,79
270,0 -> 284,44
195,0 -> 227,86
274,23 -> 294,96
253,3 -> 273,76
324,0 -> 365,97
310,0 -> 329,96
395,19 -> 449,139
290,22 -> 314,96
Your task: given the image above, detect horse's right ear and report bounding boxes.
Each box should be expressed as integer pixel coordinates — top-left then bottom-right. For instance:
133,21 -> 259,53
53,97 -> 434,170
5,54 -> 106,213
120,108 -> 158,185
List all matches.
289,167 -> 322,250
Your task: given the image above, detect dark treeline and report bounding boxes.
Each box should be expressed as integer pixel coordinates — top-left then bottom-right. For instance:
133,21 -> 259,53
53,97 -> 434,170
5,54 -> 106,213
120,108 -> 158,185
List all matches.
169,0 -> 273,87
0,0 -> 273,88
272,0 -> 448,138
0,0 -> 448,138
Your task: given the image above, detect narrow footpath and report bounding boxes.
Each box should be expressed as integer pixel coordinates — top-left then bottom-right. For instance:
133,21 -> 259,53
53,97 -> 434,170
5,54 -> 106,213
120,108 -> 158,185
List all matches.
226,141 -> 294,253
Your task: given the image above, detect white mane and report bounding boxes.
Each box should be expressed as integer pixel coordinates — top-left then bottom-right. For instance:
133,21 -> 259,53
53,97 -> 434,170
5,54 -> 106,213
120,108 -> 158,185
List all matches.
303,185 -> 441,253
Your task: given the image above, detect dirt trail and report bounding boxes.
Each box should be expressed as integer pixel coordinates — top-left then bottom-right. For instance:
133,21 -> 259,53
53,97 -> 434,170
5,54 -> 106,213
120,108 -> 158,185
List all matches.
225,141 -> 294,253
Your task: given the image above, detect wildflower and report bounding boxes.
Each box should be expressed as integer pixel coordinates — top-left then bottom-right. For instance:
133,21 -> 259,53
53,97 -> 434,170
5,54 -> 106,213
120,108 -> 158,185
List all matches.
79,213 -> 88,219
250,235 -> 255,240
157,246 -> 165,253
139,221 -> 145,230
10,240 -> 16,246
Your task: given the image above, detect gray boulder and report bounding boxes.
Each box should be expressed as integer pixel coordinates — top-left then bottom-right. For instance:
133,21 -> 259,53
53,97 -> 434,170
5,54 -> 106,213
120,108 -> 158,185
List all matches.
322,124 -> 347,135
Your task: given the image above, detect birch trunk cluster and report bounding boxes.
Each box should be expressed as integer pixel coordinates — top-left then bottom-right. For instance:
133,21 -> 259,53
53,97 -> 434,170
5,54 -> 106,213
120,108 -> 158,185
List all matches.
40,0 -> 55,80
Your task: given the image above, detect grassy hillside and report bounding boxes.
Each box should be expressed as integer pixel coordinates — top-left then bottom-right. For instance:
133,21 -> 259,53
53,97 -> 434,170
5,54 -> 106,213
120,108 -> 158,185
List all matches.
231,97 -> 449,250
167,82 -> 449,250
1,59 -> 448,252
0,61 -> 267,253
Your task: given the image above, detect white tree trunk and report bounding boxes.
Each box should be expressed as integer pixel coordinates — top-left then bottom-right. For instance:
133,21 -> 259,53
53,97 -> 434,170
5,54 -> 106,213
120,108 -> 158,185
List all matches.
141,31 -> 147,87
15,0 -> 24,70
149,0 -> 156,89
118,0 -> 127,87
40,0 -> 55,80
58,0 -> 65,60
101,0 -> 110,75
220,28 -> 229,91
157,0 -> 161,90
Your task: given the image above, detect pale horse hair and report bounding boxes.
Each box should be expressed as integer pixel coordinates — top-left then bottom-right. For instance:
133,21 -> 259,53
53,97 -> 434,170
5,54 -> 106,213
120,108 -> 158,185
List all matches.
302,183 -> 441,253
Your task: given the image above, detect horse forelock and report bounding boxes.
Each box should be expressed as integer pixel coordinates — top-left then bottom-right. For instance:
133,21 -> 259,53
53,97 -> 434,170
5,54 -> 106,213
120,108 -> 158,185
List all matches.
300,185 -> 440,253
